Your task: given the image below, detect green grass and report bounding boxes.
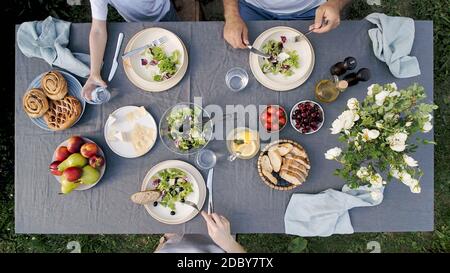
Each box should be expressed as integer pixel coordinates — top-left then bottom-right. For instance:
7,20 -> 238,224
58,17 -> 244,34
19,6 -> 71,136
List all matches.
2,0 -> 449,253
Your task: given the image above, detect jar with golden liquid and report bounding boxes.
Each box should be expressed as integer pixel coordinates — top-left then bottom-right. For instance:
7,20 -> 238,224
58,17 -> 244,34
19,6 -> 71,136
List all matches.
315,75 -> 348,103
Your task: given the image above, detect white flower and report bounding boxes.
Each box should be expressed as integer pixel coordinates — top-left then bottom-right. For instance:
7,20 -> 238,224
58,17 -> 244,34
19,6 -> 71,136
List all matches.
369,173 -> 384,188
330,110 -> 359,134
422,121 -> 433,133
331,118 -> 344,134
403,154 -> 418,167
387,82 -> 398,91
390,168 -> 400,179
375,121 -> 384,129
405,121 -> 412,127
386,132 -> 408,152
356,167 -> 369,179
361,128 -> 380,142
399,171 -> 413,185
410,181 -> 421,193
325,147 -> 342,160
427,114 -> 433,121
375,90 -> 390,106
389,91 -> 401,97
347,98 -> 359,110
367,84 -> 376,96
370,189 -> 383,201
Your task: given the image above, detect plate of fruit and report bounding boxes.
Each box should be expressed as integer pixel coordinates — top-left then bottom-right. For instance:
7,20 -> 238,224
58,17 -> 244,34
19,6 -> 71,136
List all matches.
49,136 -> 106,194
290,100 -> 324,134
260,105 -> 287,133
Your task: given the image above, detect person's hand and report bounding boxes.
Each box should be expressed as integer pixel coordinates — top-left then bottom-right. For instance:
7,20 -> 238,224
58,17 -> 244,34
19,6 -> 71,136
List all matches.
82,73 -> 107,101
309,0 -> 342,33
223,15 -> 249,49
201,211 -> 245,253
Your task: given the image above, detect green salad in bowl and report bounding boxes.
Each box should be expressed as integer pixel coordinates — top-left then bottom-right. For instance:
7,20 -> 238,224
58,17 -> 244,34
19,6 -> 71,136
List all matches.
141,46 -> 180,81
159,103 -> 213,154
151,168 -> 193,214
260,37 -> 300,76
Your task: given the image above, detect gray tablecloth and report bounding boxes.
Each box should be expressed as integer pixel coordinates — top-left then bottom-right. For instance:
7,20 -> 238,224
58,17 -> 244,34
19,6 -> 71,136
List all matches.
15,21 -> 434,234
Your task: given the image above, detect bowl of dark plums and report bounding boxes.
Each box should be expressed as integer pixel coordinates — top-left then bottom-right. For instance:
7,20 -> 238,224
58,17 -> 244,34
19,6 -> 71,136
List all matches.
290,100 -> 324,134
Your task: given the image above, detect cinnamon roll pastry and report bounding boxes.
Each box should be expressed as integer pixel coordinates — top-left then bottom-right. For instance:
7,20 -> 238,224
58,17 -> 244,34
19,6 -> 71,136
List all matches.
41,71 -> 68,100
22,88 -> 49,118
44,96 -> 82,131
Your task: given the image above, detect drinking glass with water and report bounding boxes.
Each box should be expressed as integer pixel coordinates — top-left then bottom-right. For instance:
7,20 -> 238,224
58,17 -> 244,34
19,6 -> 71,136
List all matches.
225,67 -> 249,92
196,149 -> 217,170
83,86 -> 111,105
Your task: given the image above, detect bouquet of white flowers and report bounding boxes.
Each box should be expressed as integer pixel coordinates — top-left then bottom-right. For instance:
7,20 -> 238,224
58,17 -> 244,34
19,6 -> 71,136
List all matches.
325,83 -> 437,198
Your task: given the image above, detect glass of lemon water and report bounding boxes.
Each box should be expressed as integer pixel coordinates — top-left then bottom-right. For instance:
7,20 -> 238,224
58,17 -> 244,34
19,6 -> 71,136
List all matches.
226,127 -> 260,161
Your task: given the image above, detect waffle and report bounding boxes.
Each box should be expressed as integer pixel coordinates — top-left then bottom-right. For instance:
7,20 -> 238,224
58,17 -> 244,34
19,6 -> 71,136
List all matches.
44,95 -> 82,131
22,88 -> 49,118
41,70 -> 68,100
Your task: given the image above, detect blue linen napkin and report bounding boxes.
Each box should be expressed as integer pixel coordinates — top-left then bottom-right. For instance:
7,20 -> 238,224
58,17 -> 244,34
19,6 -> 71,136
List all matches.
17,16 -> 90,78
366,12 -> 421,78
284,185 -> 383,237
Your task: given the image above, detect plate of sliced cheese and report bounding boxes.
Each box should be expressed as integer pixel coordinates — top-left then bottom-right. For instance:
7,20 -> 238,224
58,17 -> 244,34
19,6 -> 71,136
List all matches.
104,106 -> 157,158
257,139 -> 310,191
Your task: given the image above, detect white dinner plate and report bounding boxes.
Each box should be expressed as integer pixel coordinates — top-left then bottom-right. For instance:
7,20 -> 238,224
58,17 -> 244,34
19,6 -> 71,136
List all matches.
104,106 -> 158,158
52,137 -> 106,191
249,26 -> 315,91
123,27 -> 189,92
141,160 -> 206,225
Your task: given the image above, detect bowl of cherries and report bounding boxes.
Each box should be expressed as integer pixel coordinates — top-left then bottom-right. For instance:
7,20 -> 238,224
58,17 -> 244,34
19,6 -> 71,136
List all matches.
260,105 -> 287,133
290,100 -> 324,134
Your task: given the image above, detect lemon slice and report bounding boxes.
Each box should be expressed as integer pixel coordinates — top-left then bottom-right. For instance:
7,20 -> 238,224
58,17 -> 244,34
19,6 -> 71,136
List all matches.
236,142 -> 257,157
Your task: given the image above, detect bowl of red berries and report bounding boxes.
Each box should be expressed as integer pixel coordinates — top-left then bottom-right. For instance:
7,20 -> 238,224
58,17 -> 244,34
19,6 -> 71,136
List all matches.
290,100 -> 324,134
260,105 -> 287,133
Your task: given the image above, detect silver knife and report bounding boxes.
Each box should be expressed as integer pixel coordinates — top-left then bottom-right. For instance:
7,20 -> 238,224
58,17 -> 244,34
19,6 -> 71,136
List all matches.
247,44 -> 271,59
121,36 -> 168,60
108,32 -> 124,82
206,168 -> 214,214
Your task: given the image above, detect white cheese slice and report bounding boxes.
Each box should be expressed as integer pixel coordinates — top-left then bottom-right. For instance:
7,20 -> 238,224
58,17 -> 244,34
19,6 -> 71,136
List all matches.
277,52 -> 290,62
128,123 -> 156,155
126,106 -> 148,122
169,178 -> 176,186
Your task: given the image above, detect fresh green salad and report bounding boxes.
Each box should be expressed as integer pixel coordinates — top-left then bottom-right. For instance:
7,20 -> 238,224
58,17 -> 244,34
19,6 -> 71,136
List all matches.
260,37 -> 300,76
166,106 -> 207,151
152,168 -> 193,213
141,46 -> 180,81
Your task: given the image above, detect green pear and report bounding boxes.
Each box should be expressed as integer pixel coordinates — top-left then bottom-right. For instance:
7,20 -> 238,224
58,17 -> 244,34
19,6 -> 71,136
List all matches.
60,178 -> 79,194
58,153 -> 88,172
79,165 -> 100,185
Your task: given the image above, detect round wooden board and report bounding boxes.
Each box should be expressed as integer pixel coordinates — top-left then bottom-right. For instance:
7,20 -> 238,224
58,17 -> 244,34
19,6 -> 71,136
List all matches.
257,139 -> 310,191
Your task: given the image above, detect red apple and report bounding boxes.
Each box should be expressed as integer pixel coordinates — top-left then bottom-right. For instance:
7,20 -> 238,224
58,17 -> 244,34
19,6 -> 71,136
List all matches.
67,136 -> 84,153
80,143 -> 98,158
63,167 -> 83,182
89,155 -> 105,168
49,161 -> 62,176
54,146 -> 71,162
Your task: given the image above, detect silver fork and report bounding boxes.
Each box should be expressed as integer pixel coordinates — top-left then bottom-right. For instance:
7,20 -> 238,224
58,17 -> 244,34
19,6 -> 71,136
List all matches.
121,36 -> 169,59
286,20 -> 329,43
182,200 -> 200,211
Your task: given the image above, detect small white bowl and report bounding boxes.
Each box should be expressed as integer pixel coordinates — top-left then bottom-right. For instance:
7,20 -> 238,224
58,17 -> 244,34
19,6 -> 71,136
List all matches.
290,100 -> 325,134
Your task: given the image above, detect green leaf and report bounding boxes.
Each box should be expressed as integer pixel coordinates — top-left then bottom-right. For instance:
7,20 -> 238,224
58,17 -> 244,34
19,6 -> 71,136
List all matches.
288,237 -> 308,253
